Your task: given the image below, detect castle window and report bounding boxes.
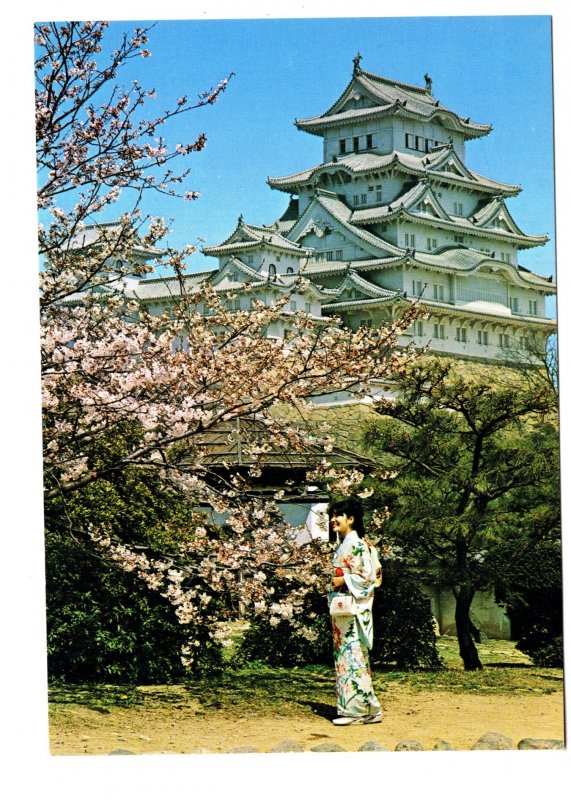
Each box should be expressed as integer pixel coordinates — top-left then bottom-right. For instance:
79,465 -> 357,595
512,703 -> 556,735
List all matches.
326,251 -> 334,261
529,299 -> 538,315
376,188 -> 383,202
499,333 -> 510,348
336,249 -> 343,260
286,266 -> 294,274
353,194 -> 360,206
454,235 -> 465,243
413,320 -> 424,336
339,139 -> 347,154
360,319 -> 372,328
404,233 -> 416,247
290,300 -> 297,311
269,264 -> 276,280
477,330 -> 489,346
426,237 -> 437,250
361,193 -> 367,204
520,336 -> 531,351
455,327 -> 467,343
433,283 -> 444,301
433,324 -> 445,339
353,136 -> 360,152
412,280 -> 423,296
509,297 -> 519,313
305,302 -> 311,313
453,202 -> 464,215
366,133 -> 373,149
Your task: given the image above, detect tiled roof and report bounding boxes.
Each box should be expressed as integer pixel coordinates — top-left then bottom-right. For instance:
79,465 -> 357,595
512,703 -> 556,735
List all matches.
413,248 -> 555,289
323,292 -> 401,311
304,191 -> 404,257
296,70 -> 491,139
67,222 -> 162,257
182,415 -> 374,470
268,150 -> 519,195
415,298 -> 557,328
347,180 -> 546,248
132,272 -> 212,300
303,246 -> 554,292
203,219 -> 314,256
302,256 -> 404,278
335,269 -> 401,299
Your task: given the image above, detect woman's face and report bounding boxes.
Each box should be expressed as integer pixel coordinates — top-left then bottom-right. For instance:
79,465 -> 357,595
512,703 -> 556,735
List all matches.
331,512 -> 355,539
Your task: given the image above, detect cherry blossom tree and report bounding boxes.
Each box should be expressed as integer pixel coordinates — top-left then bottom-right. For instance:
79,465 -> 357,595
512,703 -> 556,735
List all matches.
38,21 -> 419,671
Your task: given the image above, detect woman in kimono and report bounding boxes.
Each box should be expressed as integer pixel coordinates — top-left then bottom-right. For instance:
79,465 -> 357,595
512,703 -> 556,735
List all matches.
328,497 -> 383,726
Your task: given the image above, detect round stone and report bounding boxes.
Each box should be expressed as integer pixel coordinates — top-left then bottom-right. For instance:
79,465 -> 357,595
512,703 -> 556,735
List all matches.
269,739 -> 305,752
471,732 -> 515,750
395,740 -> 424,751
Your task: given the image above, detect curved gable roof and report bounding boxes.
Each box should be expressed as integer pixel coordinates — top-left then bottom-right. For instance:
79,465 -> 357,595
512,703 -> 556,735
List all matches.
296,68 -> 491,139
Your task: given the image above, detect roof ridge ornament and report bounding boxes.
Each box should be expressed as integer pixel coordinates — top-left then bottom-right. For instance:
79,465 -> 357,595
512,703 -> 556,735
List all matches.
352,52 -> 363,76
424,73 -> 433,95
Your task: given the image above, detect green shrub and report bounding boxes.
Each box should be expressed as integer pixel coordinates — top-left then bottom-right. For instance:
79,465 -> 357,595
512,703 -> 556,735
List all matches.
371,560 -> 442,670
46,530 -> 223,682
238,560 -> 441,670
498,540 -> 563,668
238,575 -> 332,667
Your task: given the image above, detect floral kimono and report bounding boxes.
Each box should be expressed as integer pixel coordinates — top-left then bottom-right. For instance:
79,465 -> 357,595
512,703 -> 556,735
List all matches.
329,531 -> 382,719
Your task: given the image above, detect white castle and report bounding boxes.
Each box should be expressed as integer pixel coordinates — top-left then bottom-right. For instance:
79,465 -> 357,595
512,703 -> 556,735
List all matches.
132,55 -> 555,367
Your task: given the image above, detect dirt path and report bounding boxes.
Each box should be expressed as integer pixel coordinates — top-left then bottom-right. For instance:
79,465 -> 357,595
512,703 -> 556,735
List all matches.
49,684 -> 565,754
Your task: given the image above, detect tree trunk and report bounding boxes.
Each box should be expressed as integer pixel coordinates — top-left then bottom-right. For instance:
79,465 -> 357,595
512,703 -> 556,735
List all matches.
455,585 -> 483,671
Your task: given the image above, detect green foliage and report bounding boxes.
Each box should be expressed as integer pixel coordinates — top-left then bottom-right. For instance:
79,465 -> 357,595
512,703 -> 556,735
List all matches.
238,574 -> 332,667
238,561 -> 441,670
496,540 -> 563,668
362,357 -> 560,669
46,530 -> 195,683
44,424 -> 224,682
371,561 -> 442,670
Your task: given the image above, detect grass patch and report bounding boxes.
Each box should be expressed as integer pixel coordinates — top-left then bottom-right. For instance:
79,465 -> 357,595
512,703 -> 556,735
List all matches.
48,637 -> 564,718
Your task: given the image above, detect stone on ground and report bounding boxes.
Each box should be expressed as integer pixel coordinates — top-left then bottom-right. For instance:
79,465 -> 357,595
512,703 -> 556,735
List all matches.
471,732 -> 514,750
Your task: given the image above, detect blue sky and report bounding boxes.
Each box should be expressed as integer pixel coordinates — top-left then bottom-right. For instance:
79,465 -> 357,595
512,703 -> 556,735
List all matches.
91,16 -> 557,284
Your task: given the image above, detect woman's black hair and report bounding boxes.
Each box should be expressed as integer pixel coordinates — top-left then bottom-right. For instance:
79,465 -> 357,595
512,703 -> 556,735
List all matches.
328,496 -> 365,540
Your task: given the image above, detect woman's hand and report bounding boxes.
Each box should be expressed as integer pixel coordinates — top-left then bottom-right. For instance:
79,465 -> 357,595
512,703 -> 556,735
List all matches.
331,575 -> 346,590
